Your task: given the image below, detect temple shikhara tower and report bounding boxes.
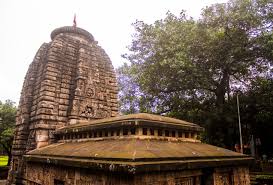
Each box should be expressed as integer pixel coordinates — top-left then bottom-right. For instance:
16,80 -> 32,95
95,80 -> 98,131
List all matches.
8,26 -> 118,184
8,25 -> 252,185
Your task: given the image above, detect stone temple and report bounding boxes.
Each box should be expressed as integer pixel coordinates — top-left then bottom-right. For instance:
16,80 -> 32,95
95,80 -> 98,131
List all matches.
8,26 -> 118,184
8,26 -> 252,185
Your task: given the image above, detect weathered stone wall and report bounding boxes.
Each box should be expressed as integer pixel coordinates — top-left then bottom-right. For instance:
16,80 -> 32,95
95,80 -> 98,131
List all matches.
213,167 -> 250,185
8,26 -> 118,184
232,167 -> 250,185
25,162 -> 202,185
7,43 -> 50,184
25,162 -> 250,185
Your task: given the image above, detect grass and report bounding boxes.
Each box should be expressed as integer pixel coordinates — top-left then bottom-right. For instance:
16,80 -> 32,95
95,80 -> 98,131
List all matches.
256,174 -> 273,180
0,156 -> 8,166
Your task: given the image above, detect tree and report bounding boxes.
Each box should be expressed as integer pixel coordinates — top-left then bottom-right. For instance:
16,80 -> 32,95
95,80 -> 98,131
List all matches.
117,63 -> 164,114
0,100 -> 16,166
117,63 -> 144,114
119,0 -> 273,147
239,78 -> 273,156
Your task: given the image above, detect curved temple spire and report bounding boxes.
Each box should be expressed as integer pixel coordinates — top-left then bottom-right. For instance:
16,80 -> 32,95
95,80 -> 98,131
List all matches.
7,26 -> 118,185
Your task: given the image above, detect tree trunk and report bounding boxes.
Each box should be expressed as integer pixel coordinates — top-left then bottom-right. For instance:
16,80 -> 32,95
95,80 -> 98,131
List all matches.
215,86 -> 226,108
215,69 -> 229,111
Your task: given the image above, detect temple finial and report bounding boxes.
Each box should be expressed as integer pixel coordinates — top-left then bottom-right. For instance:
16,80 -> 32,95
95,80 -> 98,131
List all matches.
73,14 -> 77,27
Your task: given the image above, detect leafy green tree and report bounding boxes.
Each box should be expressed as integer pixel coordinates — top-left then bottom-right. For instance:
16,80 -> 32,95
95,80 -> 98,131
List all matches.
119,0 -> 273,148
0,100 -> 17,166
239,78 -> 273,156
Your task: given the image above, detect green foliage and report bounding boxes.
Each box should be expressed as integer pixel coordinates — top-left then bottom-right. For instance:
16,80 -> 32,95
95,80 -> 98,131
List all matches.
256,175 -> 273,180
0,100 -> 17,166
0,156 -> 8,166
242,78 -> 273,155
118,0 -> 273,150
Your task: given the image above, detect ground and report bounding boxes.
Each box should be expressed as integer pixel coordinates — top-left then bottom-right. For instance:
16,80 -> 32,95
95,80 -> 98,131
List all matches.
0,156 -> 8,166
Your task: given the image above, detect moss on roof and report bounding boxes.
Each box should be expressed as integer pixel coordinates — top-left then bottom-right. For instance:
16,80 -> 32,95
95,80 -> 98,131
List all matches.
25,139 -> 252,173
27,139 -> 248,161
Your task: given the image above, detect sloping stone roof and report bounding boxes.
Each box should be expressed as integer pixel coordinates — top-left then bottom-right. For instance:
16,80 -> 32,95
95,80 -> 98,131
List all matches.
25,139 -> 252,173
56,113 -> 204,133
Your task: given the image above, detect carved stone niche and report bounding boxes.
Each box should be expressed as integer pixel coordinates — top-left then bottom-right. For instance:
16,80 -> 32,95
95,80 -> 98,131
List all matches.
78,79 -> 85,90
95,109 -> 107,119
75,78 -> 86,96
85,86 -> 95,98
77,66 -> 89,77
69,99 -> 80,118
81,105 -> 95,119
35,130 -> 49,148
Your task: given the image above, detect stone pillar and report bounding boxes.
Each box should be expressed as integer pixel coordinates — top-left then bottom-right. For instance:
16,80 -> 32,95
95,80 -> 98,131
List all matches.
136,127 -> 142,135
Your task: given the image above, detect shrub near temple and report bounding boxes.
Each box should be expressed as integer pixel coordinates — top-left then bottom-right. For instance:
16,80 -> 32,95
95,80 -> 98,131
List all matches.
0,156 -> 8,166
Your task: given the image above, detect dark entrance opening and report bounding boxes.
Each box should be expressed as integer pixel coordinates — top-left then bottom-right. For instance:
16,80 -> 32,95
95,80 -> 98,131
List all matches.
54,179 -> 65,185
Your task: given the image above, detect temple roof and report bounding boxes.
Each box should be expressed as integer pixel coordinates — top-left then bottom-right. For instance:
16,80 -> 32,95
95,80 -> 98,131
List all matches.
56,113 -> 204,134
50,26 -> 94,42
25,139 -> 252,173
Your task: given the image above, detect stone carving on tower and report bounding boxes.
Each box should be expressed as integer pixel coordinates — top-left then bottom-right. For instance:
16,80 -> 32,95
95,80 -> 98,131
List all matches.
7,26 -> 118,184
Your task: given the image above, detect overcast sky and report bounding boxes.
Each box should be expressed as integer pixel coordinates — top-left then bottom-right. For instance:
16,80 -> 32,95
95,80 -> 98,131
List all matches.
1,0 -> 227,104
